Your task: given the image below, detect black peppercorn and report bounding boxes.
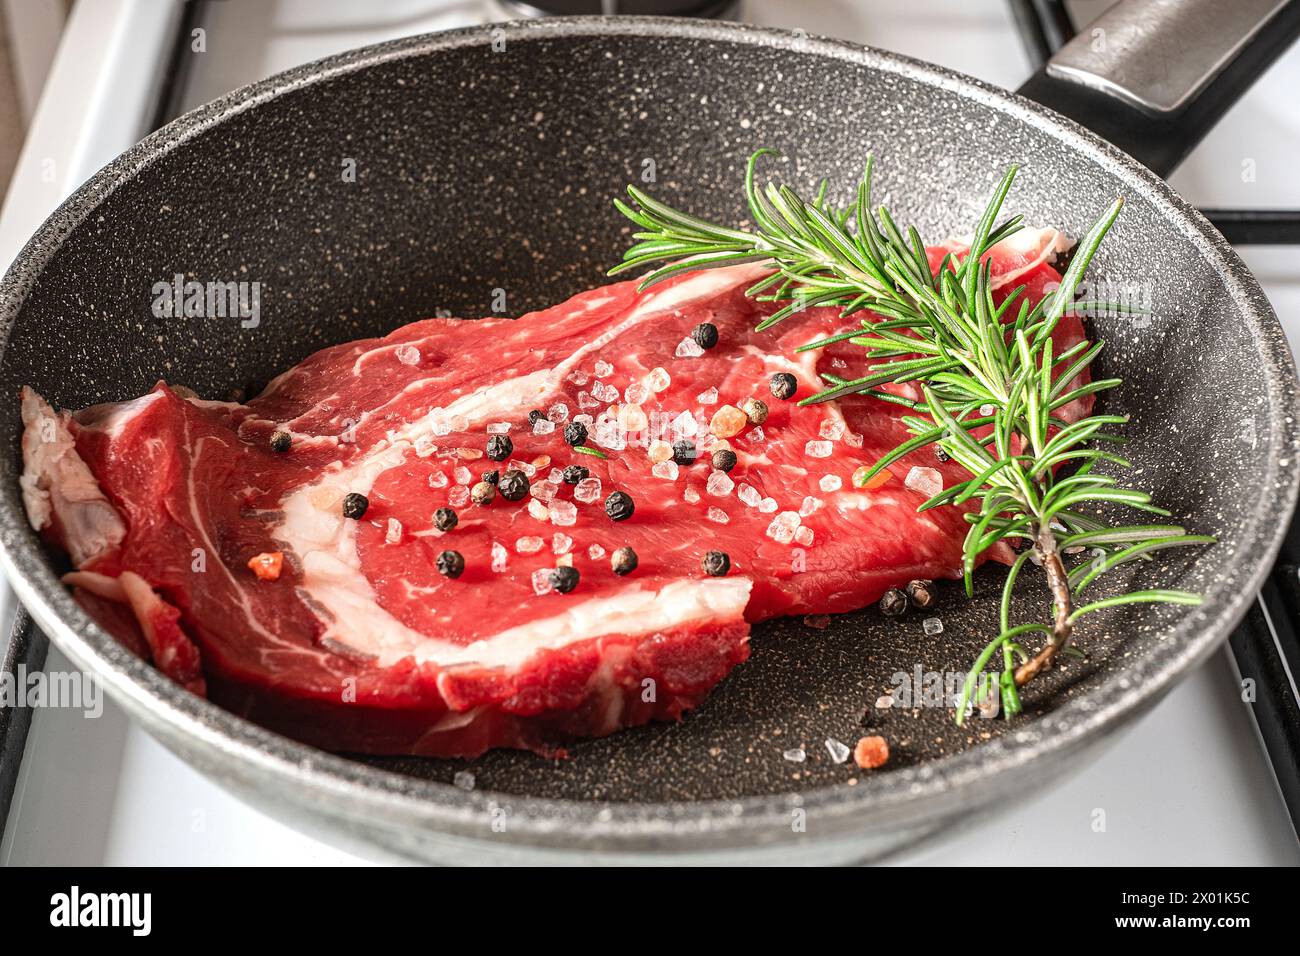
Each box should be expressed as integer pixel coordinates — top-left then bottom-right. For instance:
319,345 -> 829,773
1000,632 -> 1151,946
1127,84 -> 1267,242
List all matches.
486,434 -> 513,462
269,430 -> 292,453
769,372 -> 798,400
671,439 -> 697,466
498,469 -> 530,501
481,469 -> 500,486
711,449 -> 738,473
342,492 -> 369,519
935,447 -> 950,463
611,546 -> 638,576
528,410 -> 545,425
691,322 -> 719,349
433,507 -> 458,532
436,550 -> 465,579
604,491 -> 635,521
562,464 -> 590,485
879,587 -> 909,617
702,550 -> 731,577
563,421 -> 588,447
550,565 -> 580,594
904,579 -> 935,610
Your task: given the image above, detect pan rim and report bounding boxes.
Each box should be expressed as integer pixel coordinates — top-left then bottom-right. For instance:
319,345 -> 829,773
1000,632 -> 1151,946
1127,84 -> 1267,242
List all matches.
0,14 -> 1296,852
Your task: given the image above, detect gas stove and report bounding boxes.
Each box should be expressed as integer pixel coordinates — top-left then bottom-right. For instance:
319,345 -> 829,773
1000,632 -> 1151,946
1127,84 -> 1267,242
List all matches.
1,0 -> 1297,865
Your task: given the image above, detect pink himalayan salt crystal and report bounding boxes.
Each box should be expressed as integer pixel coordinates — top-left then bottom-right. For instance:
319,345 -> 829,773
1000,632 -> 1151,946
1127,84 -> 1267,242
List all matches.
710,404 -> 747,438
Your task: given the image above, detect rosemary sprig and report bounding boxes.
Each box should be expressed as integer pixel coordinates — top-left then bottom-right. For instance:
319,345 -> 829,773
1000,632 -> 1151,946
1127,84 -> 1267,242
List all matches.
610,149 -> 1213,722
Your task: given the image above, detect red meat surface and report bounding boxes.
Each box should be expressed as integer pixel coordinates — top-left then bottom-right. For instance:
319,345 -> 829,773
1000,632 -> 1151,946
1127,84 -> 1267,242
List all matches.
18,227 -> 1088,756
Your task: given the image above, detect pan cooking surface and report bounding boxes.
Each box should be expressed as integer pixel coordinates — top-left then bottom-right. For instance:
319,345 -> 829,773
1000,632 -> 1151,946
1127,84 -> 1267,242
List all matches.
366,570 -> 1186,802
0,20 -> 1292,845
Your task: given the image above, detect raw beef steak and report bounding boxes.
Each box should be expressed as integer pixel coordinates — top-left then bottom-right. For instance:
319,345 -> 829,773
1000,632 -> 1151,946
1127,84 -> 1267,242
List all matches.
19,227 -> 1088,756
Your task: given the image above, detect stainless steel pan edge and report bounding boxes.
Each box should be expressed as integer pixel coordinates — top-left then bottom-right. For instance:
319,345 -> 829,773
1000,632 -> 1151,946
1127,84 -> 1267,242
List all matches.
0,16 -> 1295,862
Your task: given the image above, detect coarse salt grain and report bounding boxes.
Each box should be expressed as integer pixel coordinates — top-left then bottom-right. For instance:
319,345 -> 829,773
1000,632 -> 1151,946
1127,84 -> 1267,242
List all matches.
652,460 -> 679,481
385,518 -> 403,544
552,533 -> 572,555
530,480 -> 559,503
696,386 -> 718,404
783,748 -> 806,763
567,368 -> 589,386
588,543 -> 606,559
487,422 -> 511,435
533,418 -> 556,435
516,536 -> 544,554
765,511 -> 801,544
738,484 -> 761,507
491,541 -> 508,572
527,499 -> 549,522
710,405 -> 746,438
395,344 -> 421,365
844,431 -> 864,448
448,486 -> 469,507
675,337 -> 705,358
574,477 -> 602,503
794,526 -> 814,546
624,382 -> 650,405
799,495 -> 823,517
923,616 -> 944,636
531,568 -> 553,596
547,402 -> 569,423
619,404 -> 649,433
509,459 -> 536,477
825,737 -> 851,764
706,470 -> 735,496
670,410 -> 698,439
905,465 -> 943,497
706,507 -> 729,524
591,382 -> 619,403
819,474 -> 842,492
819,419 -> 845,441
648,439 -> 673,463
594,359 -> 614,377
758,497 -> 778,513
428,471 -> 449,489
454,465 -> 472,485
578,390 -> 599,410
549,499 -> 578,526
683,486 -> 701,504
647,366 -> 671,392
804,439 -> 833,458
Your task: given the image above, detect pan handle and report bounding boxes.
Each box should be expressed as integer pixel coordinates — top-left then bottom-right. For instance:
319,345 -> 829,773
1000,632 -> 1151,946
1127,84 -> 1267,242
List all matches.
1016,0 -> 1300,177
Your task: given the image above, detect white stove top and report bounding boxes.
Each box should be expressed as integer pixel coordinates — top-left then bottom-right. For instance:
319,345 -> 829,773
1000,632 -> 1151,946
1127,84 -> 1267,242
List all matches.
2,0 -> 1298,865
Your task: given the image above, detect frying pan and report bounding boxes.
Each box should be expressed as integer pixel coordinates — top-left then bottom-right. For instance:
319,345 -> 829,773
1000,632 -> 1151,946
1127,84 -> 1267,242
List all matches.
1,4 -> 1298,864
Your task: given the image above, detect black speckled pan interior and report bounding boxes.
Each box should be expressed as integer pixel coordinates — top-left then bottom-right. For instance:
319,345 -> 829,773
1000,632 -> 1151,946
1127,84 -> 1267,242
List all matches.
0,18 -> 1296,863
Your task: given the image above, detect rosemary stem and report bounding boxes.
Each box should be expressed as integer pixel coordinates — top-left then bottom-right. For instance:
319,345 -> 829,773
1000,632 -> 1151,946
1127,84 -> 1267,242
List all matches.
1015,522 -> 1074,685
